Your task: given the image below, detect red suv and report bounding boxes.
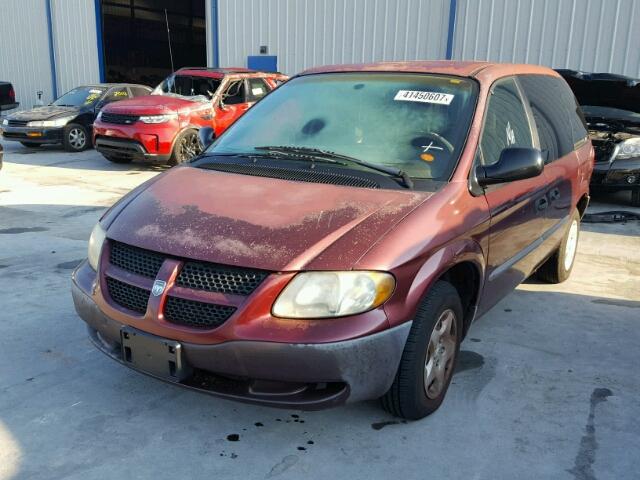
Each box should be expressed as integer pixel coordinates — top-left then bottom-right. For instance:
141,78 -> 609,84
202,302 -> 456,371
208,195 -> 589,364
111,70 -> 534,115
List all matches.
73,62 -> 593,419
93,68 -> 287,165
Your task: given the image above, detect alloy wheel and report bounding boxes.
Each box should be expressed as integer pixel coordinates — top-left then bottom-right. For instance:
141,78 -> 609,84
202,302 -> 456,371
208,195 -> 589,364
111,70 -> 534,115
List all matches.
424,308 -> 458,399
178,131 -> 202,162
68,127 -> 86,150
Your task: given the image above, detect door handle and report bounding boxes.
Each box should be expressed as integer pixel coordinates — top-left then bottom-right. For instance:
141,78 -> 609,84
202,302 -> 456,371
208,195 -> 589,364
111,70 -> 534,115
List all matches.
535,196 -> 548,211
549,188 -> 560,202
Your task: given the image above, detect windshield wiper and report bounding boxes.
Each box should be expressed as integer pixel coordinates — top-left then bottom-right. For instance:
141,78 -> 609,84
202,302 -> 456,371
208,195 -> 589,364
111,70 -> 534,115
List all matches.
197,151 -> 342,166
255,145 -> 413,189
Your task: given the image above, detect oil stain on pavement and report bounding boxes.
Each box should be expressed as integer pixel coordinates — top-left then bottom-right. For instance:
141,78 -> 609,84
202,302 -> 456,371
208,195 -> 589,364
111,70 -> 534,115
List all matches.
568,388 -> 613,480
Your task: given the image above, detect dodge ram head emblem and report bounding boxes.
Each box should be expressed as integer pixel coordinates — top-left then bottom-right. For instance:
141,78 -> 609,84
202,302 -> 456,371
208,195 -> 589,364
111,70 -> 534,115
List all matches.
151,280 -> 167,297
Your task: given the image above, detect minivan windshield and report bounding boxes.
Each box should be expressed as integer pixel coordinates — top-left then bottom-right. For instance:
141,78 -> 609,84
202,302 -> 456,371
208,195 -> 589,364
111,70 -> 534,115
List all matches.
207,73 -> 478,180
153,74 -> 221,101
53,86 -> 106,107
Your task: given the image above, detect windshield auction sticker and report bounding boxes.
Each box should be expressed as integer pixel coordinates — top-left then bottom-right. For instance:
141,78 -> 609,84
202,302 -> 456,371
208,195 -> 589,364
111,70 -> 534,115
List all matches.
394,90 -> 454,105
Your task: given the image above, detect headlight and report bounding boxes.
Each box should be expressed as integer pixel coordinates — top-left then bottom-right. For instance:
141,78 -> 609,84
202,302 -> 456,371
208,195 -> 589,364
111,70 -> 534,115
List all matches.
139,113 -> 177,124
96,111 -> 103,121
616,137 -> 640,159
27,116 -> 75,128
87,223 -> 107,271
1,118 -> 7,126
272,271 -> 395,319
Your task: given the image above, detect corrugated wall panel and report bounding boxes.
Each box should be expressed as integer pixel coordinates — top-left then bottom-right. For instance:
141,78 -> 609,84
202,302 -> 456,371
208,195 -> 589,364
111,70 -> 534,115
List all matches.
453,0 -> 640,77
0,0 -> 53,111
218,0 -> 450,75
51,0 -> 100,95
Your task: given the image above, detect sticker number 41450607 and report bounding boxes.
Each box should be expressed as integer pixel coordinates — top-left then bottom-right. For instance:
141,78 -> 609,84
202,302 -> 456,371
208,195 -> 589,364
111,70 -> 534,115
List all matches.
394,90 -> 454,105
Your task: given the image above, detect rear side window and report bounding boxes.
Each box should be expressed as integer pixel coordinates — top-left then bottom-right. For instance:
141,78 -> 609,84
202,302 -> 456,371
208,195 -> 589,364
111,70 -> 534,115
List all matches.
247,78 -> 268,101
519,75 -> 588,162
130,86 -> 150,97
103,87 -> 129,103
480,78 -> 533,166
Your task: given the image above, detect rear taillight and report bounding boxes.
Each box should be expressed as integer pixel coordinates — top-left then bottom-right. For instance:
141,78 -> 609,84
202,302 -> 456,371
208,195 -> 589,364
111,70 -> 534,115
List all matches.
9,87 -> 15,102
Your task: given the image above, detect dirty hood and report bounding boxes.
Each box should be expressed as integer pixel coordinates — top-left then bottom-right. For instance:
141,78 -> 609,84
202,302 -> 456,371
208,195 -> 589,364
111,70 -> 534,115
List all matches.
103,94 -> 206,116
106,166 -> 431,271
9,105 -> 79,121
557,69 -> 640,118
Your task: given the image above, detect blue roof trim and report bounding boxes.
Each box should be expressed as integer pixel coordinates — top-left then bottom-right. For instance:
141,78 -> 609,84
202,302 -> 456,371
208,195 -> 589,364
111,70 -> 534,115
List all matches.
445,0 -> 457,60
45,0 -> 58,98
95,0 -> 106,82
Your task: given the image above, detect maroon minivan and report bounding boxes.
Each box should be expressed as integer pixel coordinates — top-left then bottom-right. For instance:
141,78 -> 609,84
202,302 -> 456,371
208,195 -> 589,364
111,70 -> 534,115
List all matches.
72,61 -> 593,419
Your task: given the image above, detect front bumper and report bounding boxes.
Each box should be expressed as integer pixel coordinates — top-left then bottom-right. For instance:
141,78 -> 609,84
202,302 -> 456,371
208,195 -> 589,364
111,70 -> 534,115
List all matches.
93,120 -> 177,161
1,125 -> 64,144
72,273 -> 411,410
94,136 -> 170,163
591,157 -> 640,190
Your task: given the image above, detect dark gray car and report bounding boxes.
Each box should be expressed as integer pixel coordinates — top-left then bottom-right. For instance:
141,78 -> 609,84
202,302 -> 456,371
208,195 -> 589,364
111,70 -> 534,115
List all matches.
558,69 -> 640,206
0,83 -> 151,152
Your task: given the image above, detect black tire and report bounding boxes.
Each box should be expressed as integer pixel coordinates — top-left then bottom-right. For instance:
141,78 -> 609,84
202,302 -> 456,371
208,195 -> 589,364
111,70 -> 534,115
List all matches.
168,129 -> 202,166
381,280 -> 463,420
536,209 -> 580,283
20,142 -> 42,148
631,189 -> 640,207
103,154 -> 133,164
63,123 -> 89,152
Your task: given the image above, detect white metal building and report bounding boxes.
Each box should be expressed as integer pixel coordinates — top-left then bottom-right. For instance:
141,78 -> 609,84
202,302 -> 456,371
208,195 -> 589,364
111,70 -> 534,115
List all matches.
1,0 -> 639,111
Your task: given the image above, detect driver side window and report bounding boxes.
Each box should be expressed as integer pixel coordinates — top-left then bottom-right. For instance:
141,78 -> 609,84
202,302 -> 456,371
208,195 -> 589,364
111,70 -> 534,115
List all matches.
480,78 -> 533,166
223,80 -> 246,105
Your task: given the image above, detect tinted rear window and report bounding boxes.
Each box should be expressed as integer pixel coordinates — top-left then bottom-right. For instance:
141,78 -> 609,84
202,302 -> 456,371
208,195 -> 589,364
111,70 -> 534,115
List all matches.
519,75 -> 588,162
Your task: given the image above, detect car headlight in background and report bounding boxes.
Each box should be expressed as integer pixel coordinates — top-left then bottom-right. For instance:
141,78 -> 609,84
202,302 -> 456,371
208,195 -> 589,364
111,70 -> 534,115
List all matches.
87,223 -> 107,271
96,111 -> 103,121
27,115 -> 75,128
1,118 -> 7,126
616,137 -> 640,159
139,113 -> 177,124
272,271 -> 395,319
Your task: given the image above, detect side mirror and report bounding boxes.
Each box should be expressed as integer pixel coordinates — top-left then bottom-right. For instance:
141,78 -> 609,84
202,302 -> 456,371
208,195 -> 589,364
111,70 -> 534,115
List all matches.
476,147 -> 543,186
198,127 -> 215,149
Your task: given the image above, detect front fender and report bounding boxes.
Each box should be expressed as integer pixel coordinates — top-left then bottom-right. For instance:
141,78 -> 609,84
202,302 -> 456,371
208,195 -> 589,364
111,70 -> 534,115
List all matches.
384,238 -> 486,329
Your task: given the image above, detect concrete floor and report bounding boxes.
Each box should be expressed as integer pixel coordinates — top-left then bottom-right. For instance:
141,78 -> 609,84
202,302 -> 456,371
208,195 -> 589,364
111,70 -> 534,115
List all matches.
0,140 -> 639,480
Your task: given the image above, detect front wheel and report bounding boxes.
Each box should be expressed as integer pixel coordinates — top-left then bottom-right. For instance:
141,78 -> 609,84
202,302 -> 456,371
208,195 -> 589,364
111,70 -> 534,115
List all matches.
381,280 -> 463,420
536,209 -> 580,283
168,129 -> 202,166
63,123 -> 89,152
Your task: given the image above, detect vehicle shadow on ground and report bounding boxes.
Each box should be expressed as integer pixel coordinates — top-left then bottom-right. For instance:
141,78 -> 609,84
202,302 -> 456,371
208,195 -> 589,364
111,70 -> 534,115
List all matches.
0,141 -> 169,173
574,192 -> 640,238
1,280 -> 639,479
588,190 -> 638,211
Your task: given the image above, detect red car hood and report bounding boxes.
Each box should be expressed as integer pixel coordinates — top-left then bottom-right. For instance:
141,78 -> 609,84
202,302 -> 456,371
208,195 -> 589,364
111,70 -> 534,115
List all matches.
106,167 -> 432,271
102,94 -> 203,115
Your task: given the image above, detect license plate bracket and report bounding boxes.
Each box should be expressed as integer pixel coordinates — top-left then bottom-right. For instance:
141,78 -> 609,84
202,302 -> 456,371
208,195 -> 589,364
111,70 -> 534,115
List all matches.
120,327 -> 192,382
